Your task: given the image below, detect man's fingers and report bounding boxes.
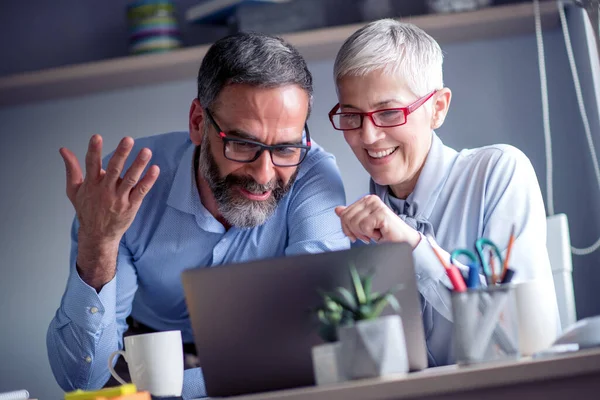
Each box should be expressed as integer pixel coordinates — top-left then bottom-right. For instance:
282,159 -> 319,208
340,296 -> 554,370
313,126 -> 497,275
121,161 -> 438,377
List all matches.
104,137 -> 134,186
117,148 -> 152,197
335,206 -> 346,217
84,135 -> 103,181
60,147 -> 84,202
130,165 -> 160,205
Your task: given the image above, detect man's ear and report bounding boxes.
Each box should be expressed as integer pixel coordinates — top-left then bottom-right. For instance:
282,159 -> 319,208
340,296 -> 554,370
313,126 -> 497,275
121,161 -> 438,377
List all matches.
189,99 -> 205,145
430,88 -> 452,130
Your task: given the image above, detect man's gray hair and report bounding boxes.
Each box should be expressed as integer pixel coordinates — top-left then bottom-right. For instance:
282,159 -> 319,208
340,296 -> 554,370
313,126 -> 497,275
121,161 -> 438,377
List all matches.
197,32 -> 313,115
334,19 -> 444,97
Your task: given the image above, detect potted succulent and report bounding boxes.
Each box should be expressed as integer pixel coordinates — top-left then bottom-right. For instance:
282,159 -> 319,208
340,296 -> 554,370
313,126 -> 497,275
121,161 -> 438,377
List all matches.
313,263 -> 409,382
311,294 -> 351,385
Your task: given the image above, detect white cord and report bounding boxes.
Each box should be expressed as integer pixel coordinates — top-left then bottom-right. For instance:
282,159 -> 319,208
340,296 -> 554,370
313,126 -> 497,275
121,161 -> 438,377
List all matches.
537,0 -> 600,254
559,1 -> 600,254
534,0 -> 555,216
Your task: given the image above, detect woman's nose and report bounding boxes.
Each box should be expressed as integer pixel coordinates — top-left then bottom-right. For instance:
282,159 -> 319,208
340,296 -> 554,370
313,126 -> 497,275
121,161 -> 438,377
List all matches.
360,116 -> 385,145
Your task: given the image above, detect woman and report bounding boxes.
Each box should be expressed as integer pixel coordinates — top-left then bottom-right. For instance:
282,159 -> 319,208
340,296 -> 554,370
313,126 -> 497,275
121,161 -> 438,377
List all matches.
331,19 -> 558,366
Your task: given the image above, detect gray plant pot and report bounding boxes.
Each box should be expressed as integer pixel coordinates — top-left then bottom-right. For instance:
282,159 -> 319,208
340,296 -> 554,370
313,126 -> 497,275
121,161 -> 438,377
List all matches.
338,314 -> 409,380
311,342 -> 346,385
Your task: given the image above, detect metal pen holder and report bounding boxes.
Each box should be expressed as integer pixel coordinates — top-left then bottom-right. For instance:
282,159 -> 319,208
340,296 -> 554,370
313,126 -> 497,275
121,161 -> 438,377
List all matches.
451,285 -> 520,365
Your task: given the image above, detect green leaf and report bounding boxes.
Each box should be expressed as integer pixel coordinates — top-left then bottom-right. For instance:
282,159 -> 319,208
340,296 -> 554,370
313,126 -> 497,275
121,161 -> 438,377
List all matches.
370,291 -> 380,304
371,292 -> 385,304
350,263 -> 366,305
358,304 -> 374,320
336,287 -> 358,310
317,310 -> 331,325
361,274 -> 373,300
385,293 -> 400,312
371,296 -> 388,318
327,291 -> 357,312
371,283 -> 403,304
324,296 -> 343,313
372,293 -> 400,318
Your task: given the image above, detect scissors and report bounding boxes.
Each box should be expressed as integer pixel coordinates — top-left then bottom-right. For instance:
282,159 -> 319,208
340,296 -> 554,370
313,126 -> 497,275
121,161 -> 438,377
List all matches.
475,238 -> 504,284
449,248 -> 480,288
450,238 -> 504,286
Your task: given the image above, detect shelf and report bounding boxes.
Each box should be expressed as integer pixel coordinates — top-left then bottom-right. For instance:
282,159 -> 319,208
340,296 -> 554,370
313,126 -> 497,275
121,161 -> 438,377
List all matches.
0,1 -> 559,108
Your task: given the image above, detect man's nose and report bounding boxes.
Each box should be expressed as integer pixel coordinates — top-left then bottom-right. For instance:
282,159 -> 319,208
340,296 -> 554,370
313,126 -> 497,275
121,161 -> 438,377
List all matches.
247,150 -> 275,186
360,116 -> 385,145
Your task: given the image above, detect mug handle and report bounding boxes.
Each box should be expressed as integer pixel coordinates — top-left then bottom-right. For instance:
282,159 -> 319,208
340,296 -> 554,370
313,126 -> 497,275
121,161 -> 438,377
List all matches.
108,350 -> 128,385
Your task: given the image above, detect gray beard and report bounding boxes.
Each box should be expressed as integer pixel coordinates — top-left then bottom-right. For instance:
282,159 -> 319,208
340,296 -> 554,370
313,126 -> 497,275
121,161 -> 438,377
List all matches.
197,134 -> 298,228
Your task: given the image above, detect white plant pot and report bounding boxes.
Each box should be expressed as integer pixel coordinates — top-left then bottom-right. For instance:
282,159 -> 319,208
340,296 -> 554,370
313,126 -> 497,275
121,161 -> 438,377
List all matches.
338,314 -> 409,380
311,342 -> 346,385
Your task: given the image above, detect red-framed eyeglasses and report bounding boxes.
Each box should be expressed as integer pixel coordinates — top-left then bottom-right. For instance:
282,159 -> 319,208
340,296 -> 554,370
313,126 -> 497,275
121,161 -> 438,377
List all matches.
328,90 -> 437,131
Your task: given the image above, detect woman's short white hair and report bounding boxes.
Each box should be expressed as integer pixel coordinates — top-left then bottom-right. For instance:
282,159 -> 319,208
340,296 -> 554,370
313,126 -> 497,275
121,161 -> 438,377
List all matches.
334,19 -> 444,97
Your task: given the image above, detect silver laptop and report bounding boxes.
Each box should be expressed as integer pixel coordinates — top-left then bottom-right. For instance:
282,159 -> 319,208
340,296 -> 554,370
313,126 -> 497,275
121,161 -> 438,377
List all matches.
181,242 -> 428,397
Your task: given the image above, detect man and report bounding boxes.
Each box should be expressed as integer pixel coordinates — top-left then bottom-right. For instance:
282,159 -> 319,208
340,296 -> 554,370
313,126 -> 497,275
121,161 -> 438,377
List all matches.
47,32 -> 349,398
331,19 -> 560,366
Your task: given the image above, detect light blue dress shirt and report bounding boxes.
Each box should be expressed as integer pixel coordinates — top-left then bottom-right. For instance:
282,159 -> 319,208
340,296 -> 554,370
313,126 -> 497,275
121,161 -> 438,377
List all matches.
370,131 -> 559,367
47,131 -> 350,398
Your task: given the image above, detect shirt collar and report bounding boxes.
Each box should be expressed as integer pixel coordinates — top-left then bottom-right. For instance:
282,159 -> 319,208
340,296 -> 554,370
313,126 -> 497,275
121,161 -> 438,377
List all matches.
166,143 -> 203,215
371,131 -> 458,218
165,143 -> 234,233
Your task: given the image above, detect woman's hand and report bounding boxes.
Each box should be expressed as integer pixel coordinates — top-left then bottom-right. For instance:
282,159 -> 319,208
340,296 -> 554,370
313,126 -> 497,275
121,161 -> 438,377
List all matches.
335,195 -> 421,248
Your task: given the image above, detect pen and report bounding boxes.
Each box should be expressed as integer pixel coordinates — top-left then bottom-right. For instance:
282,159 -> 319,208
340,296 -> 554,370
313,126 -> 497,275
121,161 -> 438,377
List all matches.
428,238 -> 467,292
489,249 -> 497,284
500,268 -> 515,284
466,262 -> 480,289
501,224 -> 516,281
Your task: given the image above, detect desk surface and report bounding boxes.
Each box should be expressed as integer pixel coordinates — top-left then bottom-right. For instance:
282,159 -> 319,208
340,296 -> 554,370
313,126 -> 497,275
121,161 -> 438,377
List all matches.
205,348 -> 600,400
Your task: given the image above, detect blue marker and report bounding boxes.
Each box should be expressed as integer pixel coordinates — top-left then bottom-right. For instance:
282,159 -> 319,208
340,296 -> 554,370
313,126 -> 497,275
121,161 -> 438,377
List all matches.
467,262 -> 480,289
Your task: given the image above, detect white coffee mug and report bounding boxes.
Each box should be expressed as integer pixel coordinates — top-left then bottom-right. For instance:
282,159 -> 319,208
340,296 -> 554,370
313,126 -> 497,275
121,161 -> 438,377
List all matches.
514,279 -> 561,356
108,330 -> 184,396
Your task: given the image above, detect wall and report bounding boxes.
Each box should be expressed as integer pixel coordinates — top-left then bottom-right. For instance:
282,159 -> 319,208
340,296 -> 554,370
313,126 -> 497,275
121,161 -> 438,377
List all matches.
0,4 -> 598,399
0,0 -> 227,77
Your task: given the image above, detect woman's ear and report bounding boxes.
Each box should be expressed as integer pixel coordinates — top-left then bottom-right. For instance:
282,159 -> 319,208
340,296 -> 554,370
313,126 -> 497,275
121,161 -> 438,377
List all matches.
431,88 -> 452,130
189,99 -> 205,145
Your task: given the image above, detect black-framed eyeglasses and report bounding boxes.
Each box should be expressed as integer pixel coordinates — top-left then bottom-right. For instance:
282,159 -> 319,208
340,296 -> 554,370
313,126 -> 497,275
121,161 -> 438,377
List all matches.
205,109 -> 311,167
328,90 -> 437,131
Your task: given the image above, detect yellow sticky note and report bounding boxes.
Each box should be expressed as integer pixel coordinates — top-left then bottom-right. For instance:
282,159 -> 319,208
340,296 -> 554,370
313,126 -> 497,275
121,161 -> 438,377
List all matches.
97,392 -> 151,400
64,384 -> 137,400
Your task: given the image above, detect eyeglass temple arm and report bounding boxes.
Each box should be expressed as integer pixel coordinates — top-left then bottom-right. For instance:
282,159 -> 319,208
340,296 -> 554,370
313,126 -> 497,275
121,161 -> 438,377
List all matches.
407,91 -> 437,114
304,123 -> 311,146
